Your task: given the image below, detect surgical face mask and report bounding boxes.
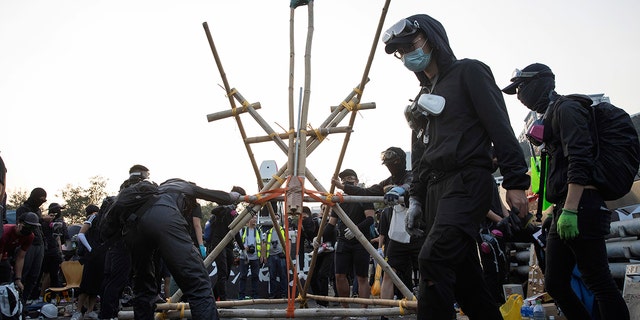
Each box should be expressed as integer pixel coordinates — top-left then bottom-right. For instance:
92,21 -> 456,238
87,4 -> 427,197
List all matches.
402,46 -> 431,72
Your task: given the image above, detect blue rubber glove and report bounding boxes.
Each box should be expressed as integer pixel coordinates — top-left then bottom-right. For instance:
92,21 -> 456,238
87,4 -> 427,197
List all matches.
384,186 -> 406,205
557,208 -> 579,240
405,197 -> 426,238
199,244 -> 207,258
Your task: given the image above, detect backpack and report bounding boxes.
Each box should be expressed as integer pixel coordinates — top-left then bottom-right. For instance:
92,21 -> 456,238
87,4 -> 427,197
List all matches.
0,283 -> 22,319
100,180 -> 159,242
558,94 -> 640,200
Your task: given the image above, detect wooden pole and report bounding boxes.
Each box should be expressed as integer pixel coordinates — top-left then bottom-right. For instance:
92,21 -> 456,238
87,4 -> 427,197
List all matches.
202,22 -> 265,190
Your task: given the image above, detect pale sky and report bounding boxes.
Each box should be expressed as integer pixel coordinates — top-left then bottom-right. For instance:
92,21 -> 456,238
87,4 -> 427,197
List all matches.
2,0 -> 639,205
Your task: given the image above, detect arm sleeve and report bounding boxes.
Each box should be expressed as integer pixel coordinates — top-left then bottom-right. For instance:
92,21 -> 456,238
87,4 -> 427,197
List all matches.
464,61 -> 530,190
556,101 -> 594,185
78,233 -> 92,252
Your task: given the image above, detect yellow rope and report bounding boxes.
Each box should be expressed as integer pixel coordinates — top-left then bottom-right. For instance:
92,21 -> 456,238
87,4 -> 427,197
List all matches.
273,175 -> 285,184
179,302 -> 185,318
353,87 -> 363,95
314,128 -> 325,141
242,100 -> 250,107
398,299 -> 407,315
269,132 -> 277,138
231,107 -> 238,117
226,88 -> 238,97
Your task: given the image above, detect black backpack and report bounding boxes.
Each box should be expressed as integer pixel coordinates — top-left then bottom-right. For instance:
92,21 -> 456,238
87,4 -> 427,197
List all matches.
558,94 -> 640,200
100,180 -> 159,242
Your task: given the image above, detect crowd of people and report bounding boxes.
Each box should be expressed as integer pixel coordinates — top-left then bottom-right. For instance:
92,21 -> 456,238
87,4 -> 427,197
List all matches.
0,9 -> 632,320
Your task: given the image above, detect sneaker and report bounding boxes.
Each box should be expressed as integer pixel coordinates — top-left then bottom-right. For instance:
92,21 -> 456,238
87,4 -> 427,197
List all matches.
85,311 -> 99,319
71,311 -> 84,320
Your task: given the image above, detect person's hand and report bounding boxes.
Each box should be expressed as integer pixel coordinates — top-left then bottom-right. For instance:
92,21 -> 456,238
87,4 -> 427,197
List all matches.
15,279 -> 23,292
229,191 -> 242,203
557,208 -> 579,240
405,197 -> 426,238
344,228 -> 355,240
199,244 -> 207,258
312,237 -> 321,250
332,178 -> 344,190
505,189 -> 528,219
384,186 -> 405,205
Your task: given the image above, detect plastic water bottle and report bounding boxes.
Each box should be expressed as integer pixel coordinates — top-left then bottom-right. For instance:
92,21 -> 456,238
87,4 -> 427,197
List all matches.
533,299 -> 546,320
520,300 -> 531,319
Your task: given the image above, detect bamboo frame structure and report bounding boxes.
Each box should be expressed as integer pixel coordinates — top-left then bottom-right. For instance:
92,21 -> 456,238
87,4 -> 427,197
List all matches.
151,1 -> 410,319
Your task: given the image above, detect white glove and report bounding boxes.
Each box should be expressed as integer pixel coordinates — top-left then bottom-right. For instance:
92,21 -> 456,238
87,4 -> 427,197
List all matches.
312,237 -> 321,250
377,247 -> 384,257
344,228 -> 355,240
229,191 -> 242,203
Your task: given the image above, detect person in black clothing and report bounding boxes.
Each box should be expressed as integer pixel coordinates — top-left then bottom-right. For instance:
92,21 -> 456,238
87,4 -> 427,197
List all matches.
204,193 -> 244,302
504,63 -> 629,320
383,14 -> 530,319
0,154 -> 6,233
121,178 -> 243,319
100,164 -> 150,320
327,169 -> 375,308
336,147 -> 421,304
303,206 -> 335,307
16,187 -> 48,306
40,203 -> 68,292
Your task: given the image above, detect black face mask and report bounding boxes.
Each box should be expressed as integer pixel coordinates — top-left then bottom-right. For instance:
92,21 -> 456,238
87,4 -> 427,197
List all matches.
20,227 -> 33,236
343,181 -> 355,186
517,78 -> 555,114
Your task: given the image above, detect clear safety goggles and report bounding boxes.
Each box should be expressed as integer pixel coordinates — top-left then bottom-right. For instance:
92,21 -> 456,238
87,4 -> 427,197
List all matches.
382,19 -> 420,44
380,149 -> 401,164
510,68 -> 553,81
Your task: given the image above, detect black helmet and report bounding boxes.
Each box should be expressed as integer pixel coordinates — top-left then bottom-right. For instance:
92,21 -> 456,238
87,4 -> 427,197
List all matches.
19,212 -> 41,226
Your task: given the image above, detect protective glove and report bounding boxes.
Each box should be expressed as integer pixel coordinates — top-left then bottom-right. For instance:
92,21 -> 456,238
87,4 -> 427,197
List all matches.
229,191 -> 242,203
377,247 -> 384,257
557,208 -> 579,240
344,228 -> 355,240
312,237 -> 321,250
199,244 -> 207,258
405,196 -> 426,238
495,217 -> 513,239
384,186 -> 406,205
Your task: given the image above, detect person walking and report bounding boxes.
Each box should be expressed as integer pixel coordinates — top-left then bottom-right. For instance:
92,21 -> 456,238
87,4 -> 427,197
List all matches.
503,63 -> 630,320
382,14 -> 530,319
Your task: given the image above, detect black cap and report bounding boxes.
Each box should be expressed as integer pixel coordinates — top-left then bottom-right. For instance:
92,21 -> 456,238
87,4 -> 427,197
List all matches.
85,204 -> 100,215
339,169 -> 358,180
19,212 -> 41,226
502,63 -> 555,95
48,203 -> 65,214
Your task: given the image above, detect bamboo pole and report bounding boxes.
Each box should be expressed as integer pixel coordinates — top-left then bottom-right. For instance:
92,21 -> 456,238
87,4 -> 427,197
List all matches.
202,22 -> 265,190
205,102 -> 260,122
244,126 -> 352,144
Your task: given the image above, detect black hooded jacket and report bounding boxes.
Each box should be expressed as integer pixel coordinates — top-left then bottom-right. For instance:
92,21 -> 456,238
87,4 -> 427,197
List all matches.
407,14 -> 530,199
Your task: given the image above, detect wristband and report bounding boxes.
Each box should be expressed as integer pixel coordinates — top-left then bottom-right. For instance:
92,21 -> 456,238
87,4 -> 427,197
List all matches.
14,277 -> 21,281
562,208 -> 578,215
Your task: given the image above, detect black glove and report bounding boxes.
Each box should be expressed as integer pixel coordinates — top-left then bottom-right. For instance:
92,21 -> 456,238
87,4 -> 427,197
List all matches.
357,216 -> 374,237
405,197 -> 426,238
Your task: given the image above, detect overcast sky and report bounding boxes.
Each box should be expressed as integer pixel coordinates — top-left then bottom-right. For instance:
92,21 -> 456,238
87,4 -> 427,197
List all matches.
2,0 -> 639,206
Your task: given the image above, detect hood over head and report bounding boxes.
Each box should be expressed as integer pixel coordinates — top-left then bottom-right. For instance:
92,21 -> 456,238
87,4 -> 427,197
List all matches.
383,14 -> 457,86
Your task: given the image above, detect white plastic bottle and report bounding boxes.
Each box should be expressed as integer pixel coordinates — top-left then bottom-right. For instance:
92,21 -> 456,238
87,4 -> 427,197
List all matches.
532,299 -> 546,320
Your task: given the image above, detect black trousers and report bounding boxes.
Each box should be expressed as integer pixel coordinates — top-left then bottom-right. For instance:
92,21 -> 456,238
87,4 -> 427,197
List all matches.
100,240 -> 131,319
417,168 -> 502,320
545,190 -> 629,320
126,202 -> 218,320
